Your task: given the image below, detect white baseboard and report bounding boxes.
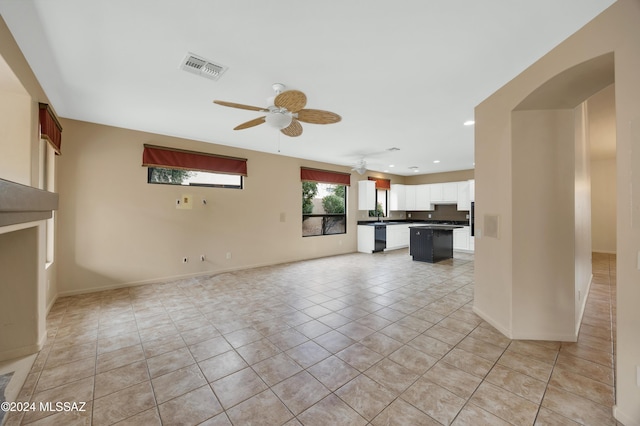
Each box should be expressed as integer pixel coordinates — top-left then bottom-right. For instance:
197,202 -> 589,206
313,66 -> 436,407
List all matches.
574,274 -> 593,340
613,404 -> 640,426
56,253 -> 350,298
472,304 -> 512,339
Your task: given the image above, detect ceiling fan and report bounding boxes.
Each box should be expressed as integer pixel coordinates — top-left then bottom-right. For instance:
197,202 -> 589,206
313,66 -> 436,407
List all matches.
352,159 -> 368,175
213,83 -> 341,137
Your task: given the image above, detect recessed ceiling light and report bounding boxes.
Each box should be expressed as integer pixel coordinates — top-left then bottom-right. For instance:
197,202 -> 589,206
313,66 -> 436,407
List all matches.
384,170 -> 389,172
463,120 -> 475,126
413,169 -> 419,173
433,160 -> 440,164
389,164 -> 395,168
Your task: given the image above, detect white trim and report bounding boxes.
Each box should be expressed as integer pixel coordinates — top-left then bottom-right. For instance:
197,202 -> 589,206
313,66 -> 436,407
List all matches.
613,405 -> 640,426
473,304 -> 512,339
575,273 -> 593,339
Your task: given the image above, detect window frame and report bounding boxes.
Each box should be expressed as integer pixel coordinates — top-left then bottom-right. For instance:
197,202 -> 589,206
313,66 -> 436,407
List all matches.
146,166 -> 244,189
302,181 -> 348,237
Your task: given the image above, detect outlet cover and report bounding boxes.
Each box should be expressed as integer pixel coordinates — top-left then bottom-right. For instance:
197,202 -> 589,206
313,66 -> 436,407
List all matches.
177,194 -> 193,210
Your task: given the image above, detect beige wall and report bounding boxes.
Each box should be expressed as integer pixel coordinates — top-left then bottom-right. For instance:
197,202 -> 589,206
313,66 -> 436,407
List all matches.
589,84 -> 617,253
56,119 -> 405,294
0,17 -> 59,312
591,158 -> 616,252
404,169 -> 474,185
475,1 -> 640,423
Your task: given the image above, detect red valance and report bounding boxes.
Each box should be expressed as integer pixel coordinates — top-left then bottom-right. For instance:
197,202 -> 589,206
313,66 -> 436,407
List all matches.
142,145 -> 247,176
300,167 -> 351,186
368,177 -> 391,190
39,103 -> 62,155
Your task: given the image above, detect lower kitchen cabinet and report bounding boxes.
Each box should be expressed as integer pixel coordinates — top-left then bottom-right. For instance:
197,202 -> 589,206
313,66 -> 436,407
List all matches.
386,224 -> 410,250
453,226 -> 471,251
357,224 -> 410,253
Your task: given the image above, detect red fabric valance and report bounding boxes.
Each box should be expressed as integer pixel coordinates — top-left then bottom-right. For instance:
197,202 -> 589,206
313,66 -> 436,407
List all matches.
142,144 -> 247,176
39,103 -> 62,155
368,177 -> 391,190
300,167 -> 351,186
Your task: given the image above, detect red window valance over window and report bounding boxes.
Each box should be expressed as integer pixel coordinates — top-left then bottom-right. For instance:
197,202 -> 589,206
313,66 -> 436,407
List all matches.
39,103 -> 62,155
300,167 -> 351,186
368,177 -> 391,190
142,144 -> 247,176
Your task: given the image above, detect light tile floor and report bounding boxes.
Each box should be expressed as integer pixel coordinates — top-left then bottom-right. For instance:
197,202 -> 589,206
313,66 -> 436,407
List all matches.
4,251 -> 618,425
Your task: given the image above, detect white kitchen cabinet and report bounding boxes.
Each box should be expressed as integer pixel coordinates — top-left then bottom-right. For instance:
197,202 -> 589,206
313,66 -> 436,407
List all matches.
390,184 -> 406,211
358,180 -> 375,210
457,181 -> 470,211
453,226 -> 471,251
430,183 -> 443,202
405,185 -> 416,210
469,179 -> 475,202
415,184 -> 432,210
469,236 -> 475,251
443,182 -> 458,202
385,224 -> 410,250
357,225 -> 375,253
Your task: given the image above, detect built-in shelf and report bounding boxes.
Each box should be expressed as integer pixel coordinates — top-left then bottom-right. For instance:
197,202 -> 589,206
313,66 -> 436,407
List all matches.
0,178 -> 58,227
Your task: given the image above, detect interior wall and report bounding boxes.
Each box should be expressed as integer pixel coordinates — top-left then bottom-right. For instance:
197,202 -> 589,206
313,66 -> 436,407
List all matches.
0,17 -> 59,314
511,109 -> 577,340
404,169 -> 474,185
474,1 -> 640,423
0,90 -> 31,185
56,119 -> 406,295
591,158 -> 617,253
574,102 -> 593,331
589,84 -> 617,253
0,226 -> 38,359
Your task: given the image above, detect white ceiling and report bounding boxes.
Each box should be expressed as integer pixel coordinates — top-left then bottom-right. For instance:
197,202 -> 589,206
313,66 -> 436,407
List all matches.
0,0 -> 615,176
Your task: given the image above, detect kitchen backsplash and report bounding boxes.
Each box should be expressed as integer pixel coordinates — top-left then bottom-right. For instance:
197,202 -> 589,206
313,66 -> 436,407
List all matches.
408,204 -> 469,222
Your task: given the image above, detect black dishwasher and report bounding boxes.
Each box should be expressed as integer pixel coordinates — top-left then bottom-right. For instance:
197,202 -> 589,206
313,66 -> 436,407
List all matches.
374,225 -> 386,252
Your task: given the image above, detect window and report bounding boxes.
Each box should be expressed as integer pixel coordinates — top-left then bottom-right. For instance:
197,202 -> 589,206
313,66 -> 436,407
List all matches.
142,144 -> 247,189
148,167 -> 243,188
39,138 -> 56,265
301,167 -> 350,237
367,177 -> 390,218
369,188 -> 388,218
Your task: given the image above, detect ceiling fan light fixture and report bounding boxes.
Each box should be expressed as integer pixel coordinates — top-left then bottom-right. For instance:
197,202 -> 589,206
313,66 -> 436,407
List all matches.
265,112 -> 292,129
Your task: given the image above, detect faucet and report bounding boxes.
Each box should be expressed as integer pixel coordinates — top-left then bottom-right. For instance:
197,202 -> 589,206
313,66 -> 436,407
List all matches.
377,211 -> 383,223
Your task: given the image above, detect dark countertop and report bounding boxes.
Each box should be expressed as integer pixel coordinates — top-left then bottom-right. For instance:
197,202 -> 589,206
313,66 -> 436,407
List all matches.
409,224 -> 463,230
357,220 -> 468,227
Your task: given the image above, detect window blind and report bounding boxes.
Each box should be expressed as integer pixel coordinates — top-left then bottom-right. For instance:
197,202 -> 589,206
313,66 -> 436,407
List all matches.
368,177 -> 391,190
300,167 -> 351,186
39,103 -> 62,155
142,144 -> 247,176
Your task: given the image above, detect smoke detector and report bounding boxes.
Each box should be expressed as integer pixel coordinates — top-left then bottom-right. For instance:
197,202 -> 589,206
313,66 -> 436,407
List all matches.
180,52 -> 228,81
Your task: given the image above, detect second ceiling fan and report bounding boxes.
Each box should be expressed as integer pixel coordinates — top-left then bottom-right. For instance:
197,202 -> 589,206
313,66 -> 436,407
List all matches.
214,83 -> 341,137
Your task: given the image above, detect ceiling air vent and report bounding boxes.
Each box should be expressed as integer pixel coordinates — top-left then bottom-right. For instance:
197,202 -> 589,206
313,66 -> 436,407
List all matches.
180,52 -> 227,81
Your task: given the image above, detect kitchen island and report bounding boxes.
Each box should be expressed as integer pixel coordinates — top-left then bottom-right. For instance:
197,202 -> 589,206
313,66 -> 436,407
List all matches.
409,225 -> 462,263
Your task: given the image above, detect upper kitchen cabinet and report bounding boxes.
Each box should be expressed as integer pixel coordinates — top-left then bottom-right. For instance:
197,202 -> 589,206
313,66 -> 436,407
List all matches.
469,179 -> 475,202
430,183 -> 443,202
415,184 -> 432,210
358,180 -> 376,210
405,185 -> 417,210
457,181 -> 470,211
390,184 -> 406,211
443,182 -> 458,202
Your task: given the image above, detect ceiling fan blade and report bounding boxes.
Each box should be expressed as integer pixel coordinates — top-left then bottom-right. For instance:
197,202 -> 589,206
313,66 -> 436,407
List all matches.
233,116 -> 266,130
214,100 -> 267,112
274,90 -> 307,112
297,109 -> 342,124
281,119 -> 303,137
